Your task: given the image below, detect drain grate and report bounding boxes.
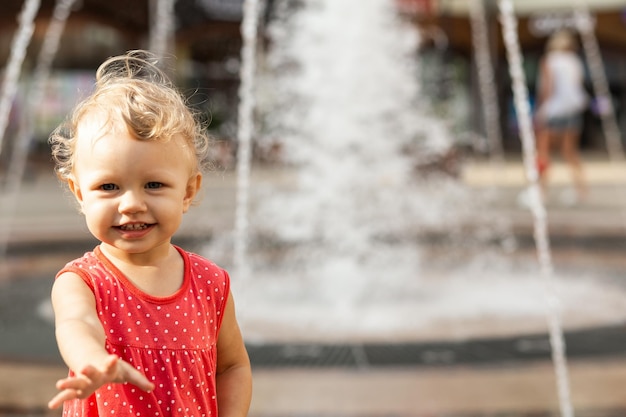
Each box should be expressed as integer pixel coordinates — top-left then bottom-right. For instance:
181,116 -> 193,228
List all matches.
246,324 -> 626,368
246,344 -> 358,368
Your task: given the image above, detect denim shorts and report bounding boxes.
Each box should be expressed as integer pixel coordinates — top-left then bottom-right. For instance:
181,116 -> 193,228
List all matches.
545,113 -> 583,132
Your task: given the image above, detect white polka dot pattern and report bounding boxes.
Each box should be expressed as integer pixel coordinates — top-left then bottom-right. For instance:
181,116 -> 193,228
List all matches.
56,246 -> 229,416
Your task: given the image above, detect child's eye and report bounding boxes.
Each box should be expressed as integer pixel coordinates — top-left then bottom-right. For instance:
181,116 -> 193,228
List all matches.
100,183 -> 118,191
146,182 -> 163,189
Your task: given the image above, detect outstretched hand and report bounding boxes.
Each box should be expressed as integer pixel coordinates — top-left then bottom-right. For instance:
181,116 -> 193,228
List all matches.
48,354 -> 155,409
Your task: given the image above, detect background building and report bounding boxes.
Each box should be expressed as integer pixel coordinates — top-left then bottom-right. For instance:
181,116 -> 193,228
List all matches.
0,0 -> 624,162
402,0 -> 626,153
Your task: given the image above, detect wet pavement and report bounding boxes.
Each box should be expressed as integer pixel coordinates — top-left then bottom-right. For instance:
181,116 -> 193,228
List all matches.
2,155 -> 626,416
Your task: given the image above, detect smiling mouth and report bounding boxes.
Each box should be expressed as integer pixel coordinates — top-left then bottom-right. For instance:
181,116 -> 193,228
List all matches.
117,223 -> 152,231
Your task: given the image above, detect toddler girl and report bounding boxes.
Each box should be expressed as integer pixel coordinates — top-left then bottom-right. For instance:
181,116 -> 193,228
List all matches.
47,50 -> 252,416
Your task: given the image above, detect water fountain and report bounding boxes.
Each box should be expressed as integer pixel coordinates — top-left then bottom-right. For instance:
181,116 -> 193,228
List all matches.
224,0 -> 476,339
205,0 -> 626,354
499,1 -> 571,415
224,5 -> 626,415
0,0 -> 40,259
0,0 -> 76,260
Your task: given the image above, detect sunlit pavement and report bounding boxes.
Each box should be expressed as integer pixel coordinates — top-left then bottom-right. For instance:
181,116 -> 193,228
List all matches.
3,359 -> 626,416
2,154 -> 626,416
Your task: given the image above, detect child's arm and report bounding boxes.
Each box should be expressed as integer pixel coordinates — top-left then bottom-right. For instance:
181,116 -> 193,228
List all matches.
215,291 -> 253,417
48,272 -> 154,409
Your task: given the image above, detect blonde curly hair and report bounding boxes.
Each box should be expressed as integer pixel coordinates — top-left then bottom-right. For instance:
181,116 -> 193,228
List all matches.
49,50 -> 211,181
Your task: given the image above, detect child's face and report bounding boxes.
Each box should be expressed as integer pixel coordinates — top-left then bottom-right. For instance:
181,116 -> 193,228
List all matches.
68,113 -> 202,259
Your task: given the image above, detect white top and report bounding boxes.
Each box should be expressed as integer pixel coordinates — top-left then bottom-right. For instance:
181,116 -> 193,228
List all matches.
538,51 -> 588,119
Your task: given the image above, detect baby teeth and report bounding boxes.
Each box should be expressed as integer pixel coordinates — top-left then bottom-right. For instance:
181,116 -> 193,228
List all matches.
120,224 -> 148,231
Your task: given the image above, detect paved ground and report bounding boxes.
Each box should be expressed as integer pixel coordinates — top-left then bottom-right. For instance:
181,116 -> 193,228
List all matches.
2,154 -> 626,416
4,358 -> 626,416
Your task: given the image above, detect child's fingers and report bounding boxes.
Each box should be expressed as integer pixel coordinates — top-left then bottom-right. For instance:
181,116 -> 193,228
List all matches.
55,374 -> 92,392
50,357 -> 153,410
48,388 -> 80,409
80,355 -> 119,383
103,354 -> 119,371
78,364 -> 103,383
122,362 -> 155,392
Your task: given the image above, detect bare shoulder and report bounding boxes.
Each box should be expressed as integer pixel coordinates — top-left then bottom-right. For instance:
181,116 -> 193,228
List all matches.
52,271 -> 92,296
51,271 -> 97,319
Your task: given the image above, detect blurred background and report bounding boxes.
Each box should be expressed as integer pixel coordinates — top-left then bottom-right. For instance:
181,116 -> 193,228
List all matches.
1,0 -> 626,416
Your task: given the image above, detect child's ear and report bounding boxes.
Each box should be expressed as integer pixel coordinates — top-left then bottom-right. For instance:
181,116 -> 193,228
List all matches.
67,177 -> 84,214
183,172 -> 202,212
67,176 -> 84,211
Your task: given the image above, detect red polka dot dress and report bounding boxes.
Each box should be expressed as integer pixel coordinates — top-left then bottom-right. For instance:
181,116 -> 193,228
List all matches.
56,245 -> 230,417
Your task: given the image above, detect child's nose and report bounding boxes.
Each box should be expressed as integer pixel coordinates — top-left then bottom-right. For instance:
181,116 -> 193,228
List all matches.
118,190 -> 147,213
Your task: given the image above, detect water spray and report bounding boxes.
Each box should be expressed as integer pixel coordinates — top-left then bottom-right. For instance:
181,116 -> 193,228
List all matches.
498,1 -> 574,417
